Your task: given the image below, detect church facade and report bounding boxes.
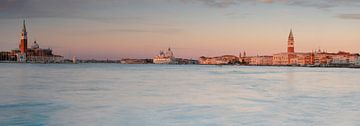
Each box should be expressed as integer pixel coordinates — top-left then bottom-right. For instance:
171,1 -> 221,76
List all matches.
153,48 -> 177,64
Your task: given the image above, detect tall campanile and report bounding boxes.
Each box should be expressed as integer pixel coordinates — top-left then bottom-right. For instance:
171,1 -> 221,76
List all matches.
19,20 -> 28,54
287,29 -> 295,53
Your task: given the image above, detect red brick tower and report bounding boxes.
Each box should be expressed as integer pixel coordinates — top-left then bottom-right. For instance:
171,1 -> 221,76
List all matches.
287,29 -> 295,53
19,20 -> 28,54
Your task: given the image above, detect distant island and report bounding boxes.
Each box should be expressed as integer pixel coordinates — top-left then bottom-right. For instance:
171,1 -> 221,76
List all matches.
0,20 -> 63,64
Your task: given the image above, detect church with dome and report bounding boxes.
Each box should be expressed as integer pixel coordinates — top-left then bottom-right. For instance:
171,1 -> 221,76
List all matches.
153,48 -> 178,64
2,20 -> 64,63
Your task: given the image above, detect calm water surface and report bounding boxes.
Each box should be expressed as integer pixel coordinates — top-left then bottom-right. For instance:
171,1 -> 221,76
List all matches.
0,64 -> 359,126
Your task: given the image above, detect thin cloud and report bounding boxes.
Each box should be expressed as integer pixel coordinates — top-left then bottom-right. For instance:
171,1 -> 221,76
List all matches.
3,0 -> 360,17
337,14 -> 360,20
179,0 -> 250,8
3,0 -> 360,22
178,0 -> 360,9
194,0 -> 238,8
224,12 -> 251,19
0,0 -> 128,19
286,1 -> 334,9
0,0 -> 17,10
0,0 -> 170,27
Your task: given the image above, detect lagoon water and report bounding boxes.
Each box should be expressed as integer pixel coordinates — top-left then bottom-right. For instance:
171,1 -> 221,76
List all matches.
0,64 -> 359,126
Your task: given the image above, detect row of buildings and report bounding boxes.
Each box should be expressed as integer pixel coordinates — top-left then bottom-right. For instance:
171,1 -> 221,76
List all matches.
199,30 -> 360,67
0,20 -> 63,63
2,20 -> 358,66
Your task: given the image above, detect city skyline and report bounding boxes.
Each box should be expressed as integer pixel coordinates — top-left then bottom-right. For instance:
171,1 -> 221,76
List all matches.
1,0 -> 360,59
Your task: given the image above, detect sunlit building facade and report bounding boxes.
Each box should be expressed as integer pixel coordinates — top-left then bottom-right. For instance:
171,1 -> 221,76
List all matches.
249,56 -> 273,65
199,55 -> 238,65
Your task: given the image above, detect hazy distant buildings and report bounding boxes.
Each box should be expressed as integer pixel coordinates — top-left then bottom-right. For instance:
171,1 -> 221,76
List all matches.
290,53 -> 314,66
249,56 -> 273,65
153,48 -> 177,64
312,51 -> 359,66
199,55 -> 238,65
0,51 -> 17,62
25,41 -> 64,63
120,58 -> 152,64
356,56 -> 360,66
176,58 -> 198,64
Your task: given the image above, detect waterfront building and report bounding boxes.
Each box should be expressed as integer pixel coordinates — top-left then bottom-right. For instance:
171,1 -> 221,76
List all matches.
249,56 -> 273,65
329,51 -> 359,65
313,50 -> 333,66
273,53 -> 292,65
312,51 -> 358,66
356,56 -> 360,65
176,58 -> 198,64
153,48 -> 177,64
239,51 -> 251,64
26,41 -> 64,63
290,53 -> 314,66
242,57 -> 252,65
0,51 -> 17,62
199,55 -> 238,65
220,55 -> 239,64
199,56 -> 227,65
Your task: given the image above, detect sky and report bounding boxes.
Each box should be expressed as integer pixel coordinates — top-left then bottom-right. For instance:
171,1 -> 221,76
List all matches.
1,0 -> 360,59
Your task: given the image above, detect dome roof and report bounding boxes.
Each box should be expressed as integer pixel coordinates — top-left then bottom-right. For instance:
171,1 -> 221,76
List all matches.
31,41 -> 40,49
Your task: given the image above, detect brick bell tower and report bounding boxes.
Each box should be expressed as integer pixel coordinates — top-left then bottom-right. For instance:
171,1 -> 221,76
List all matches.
18,20 -> 28,62
19,20 -> 28,54
287,29 -> 295,53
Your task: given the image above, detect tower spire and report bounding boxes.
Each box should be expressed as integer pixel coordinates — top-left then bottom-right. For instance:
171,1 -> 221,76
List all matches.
289,29 -> 293,40
287,29 -> 295,53
22,20 -> 26,33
